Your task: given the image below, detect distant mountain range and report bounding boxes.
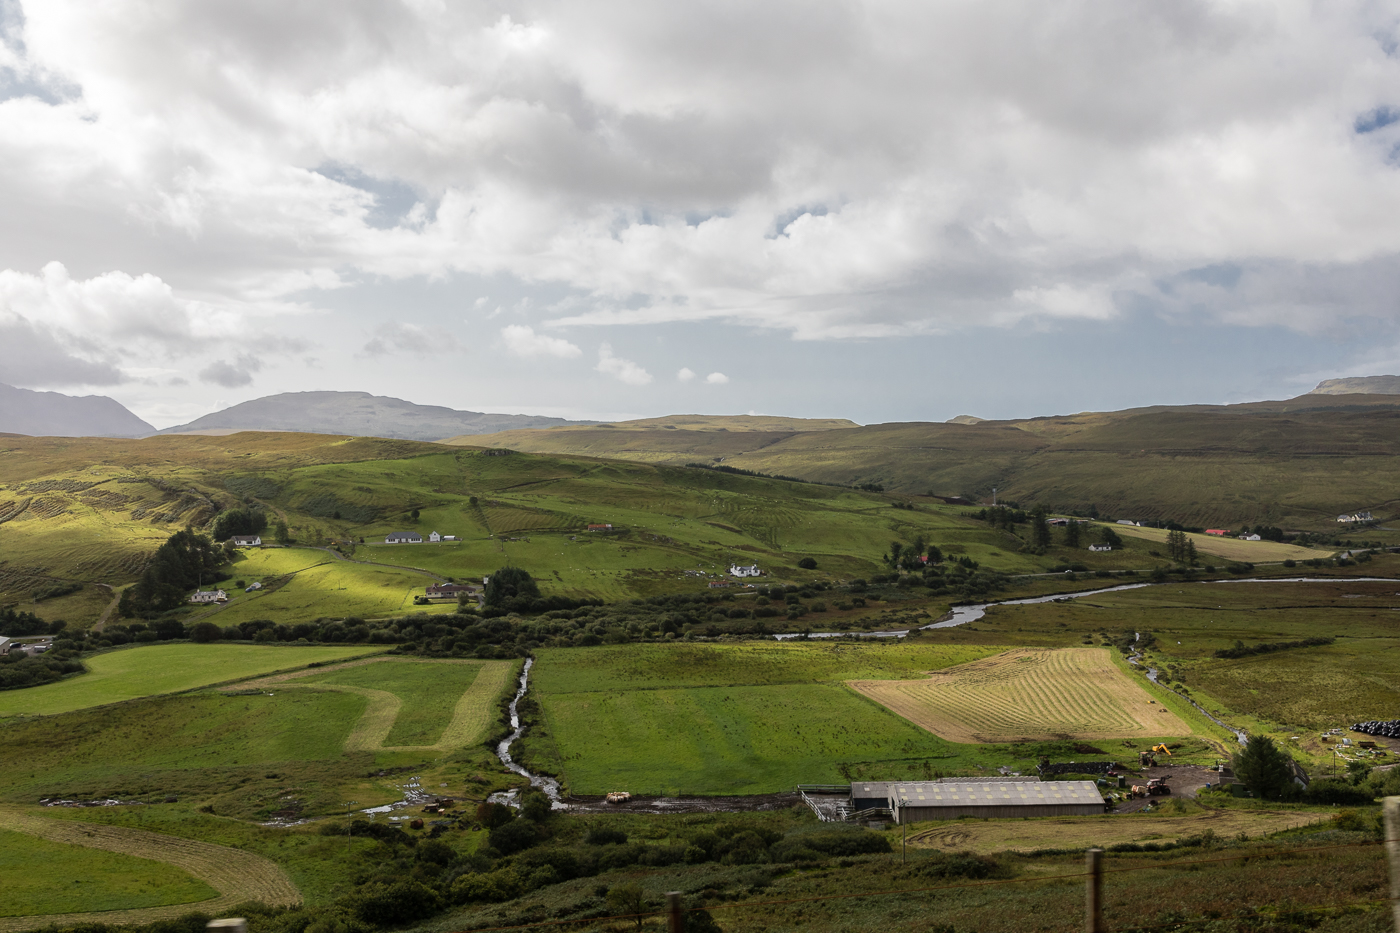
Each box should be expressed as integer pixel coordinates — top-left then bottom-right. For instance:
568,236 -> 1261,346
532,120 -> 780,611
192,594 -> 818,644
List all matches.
0,383 -> 155,437
156,391 -> 596,440
1309,375 -> 1400,395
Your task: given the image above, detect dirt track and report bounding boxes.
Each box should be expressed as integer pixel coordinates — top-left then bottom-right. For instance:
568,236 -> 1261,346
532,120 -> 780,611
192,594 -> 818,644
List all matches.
561,792 -> 802,814
1112,764 -> 1217,813
0,807 -> 300,932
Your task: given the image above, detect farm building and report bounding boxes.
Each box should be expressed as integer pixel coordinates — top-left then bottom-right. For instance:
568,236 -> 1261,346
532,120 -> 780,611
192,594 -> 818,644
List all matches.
1205,529 -> 1230,536
587,523 -> 613,531
1337,511 -> 1374,523
729,564 -> 761,578
426,582 -> 477,598
0,635 -> 54,657
429,531 -> 441,542
1088,544 -> 1112,552
385,531 -> 423,544
190,589 -> 227,604
850,778 -> 1105,822
231,535 -> 262,546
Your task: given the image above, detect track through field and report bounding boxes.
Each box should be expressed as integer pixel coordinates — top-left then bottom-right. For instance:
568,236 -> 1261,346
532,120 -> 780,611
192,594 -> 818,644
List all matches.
848,647 -> 1191,743
231,657 -> 513,752
0,807 -> 299,931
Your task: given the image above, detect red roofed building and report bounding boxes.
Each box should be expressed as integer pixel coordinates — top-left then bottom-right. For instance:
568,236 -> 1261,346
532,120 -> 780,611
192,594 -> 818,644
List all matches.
1205,529 -> 1230,536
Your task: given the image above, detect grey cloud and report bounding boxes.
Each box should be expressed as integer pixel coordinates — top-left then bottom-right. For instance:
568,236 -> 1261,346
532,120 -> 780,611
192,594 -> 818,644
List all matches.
199,354 -> 262,388
0,313 -> 123,387
361,321 -> 461,356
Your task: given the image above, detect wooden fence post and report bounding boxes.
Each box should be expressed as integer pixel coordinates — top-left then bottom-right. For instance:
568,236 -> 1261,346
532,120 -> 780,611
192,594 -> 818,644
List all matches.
667,891 -> 683,933
1085,848 -> 1103,933
1384,797 -> 1399,933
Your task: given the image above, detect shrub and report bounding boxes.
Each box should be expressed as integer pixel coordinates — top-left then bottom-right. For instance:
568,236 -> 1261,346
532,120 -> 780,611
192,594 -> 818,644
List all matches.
797,557 -> 817,569
188,621 -> 223,643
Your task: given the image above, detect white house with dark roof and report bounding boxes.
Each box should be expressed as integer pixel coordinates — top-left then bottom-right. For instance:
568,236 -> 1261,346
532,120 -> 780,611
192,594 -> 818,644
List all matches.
385,531 -> 424,544
231,535 -> 261,547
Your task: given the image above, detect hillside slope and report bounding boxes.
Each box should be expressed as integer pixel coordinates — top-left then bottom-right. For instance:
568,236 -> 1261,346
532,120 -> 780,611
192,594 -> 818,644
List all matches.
456,395 -> 1400,528
0,384 -> 155,438
159,391 -> 595,440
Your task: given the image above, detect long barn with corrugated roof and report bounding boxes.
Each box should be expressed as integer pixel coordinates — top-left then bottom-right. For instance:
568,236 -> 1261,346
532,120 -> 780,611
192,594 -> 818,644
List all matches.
851,778 -> 1106,822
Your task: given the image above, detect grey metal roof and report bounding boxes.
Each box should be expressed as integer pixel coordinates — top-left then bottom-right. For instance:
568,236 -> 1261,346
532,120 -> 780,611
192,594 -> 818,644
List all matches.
886,780 -> 1101,807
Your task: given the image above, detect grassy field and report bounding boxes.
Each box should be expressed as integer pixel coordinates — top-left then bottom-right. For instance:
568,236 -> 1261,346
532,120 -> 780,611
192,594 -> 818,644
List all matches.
966,573 -> 1400,756
210,549 -> 453,625
242,657 -> 516,750
0,825 -> 216,918
901,805 -> 1328,854
526,642 -> 1183,795
848,647 -> 1191,743
0,644 -> 375,718
1101,523 -> 1318,561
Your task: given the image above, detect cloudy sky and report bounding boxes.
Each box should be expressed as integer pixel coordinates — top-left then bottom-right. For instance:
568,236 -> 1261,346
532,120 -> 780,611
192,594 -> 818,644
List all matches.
3,0 -> 1400,428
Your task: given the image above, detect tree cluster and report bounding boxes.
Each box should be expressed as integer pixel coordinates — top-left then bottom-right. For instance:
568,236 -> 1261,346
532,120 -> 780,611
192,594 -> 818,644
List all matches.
1213,637 -> 1333,660
210,507 -> 268,541
1165,529 -> 1198,564
118,529 -> 230,617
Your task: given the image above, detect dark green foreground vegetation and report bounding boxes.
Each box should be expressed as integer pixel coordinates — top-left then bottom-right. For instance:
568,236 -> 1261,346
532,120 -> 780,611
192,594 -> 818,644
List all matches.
19,803 -> 1394,933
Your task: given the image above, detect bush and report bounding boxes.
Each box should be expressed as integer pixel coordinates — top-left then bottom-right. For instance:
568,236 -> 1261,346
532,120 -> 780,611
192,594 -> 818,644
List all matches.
797,557 -> 817,570
484,566 -> 542,608
188,621 -> 223,643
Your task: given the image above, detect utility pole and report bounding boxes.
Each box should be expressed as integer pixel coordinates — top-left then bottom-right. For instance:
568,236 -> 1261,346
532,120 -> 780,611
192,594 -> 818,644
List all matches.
992,487 -> 997,507
1085,848 -> 1103,933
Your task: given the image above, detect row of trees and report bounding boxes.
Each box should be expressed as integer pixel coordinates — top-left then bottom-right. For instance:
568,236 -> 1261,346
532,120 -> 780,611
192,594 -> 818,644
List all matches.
1165,529 -> 1198,564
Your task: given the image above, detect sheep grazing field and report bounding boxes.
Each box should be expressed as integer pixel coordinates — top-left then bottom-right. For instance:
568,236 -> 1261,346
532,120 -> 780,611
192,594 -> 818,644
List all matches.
848,647 -> 1191,743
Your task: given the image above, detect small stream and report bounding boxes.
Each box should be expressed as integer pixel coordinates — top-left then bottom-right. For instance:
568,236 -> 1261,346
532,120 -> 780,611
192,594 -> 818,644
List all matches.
774,576 -> 1395,640
1128,633 -> 1249,746
490,658 -> 566,809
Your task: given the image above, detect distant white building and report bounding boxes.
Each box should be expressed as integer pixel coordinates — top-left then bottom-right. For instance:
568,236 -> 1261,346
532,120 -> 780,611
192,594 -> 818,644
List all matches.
231,535 -> 261,547
385,532 -> 423,544
1337,511 -> 1374,523
190,589 -> 227,604
729,564 -> 762,578
1239,533 -> 1262,541
428,531 -> 441,542
1088,544 -> 1112,552
1116,520 -> 1140,526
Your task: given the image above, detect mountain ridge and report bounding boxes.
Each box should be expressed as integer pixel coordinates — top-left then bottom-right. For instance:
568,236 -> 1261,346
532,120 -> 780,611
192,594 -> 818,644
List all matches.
0,383 -> 155,438
157,390 -> 597,441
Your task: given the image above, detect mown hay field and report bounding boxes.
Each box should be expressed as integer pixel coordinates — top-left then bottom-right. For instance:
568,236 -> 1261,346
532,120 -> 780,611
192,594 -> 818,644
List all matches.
0,644 -> 375,718
849,647 -> 1192,743
0,825 -> 215,918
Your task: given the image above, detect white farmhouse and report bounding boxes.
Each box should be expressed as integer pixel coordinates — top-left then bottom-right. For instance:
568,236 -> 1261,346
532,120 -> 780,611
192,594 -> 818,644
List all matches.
729,564 -> 762,578
190,589 -> 228,604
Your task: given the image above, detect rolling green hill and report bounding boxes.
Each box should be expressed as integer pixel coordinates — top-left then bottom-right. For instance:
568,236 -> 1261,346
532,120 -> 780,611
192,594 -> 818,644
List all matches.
2,432 -> 1121,626
452,395 -> 1400,530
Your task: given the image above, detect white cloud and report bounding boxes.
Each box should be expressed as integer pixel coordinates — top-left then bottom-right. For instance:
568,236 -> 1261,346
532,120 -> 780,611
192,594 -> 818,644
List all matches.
501,324 -> 582,358
596,343 -> 652,385
705,371 -> 729,384
0,0 -> 1397,350
676,367 -> 695,382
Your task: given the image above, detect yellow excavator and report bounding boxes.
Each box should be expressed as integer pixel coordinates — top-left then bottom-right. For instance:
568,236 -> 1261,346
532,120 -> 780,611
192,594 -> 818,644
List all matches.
1138,744 -> 1173,768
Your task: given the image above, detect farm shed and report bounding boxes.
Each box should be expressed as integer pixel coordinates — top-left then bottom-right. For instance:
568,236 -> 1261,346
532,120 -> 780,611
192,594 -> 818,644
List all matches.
385,531 -> 423,544
854,779 -> 1105,822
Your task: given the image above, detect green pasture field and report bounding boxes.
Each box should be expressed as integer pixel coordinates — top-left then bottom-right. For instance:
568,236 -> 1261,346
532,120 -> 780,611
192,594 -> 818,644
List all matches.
0,826 -> 217,917
209,551 -> 452,626
299,660 -> 486,746
0,644 -> 375,718
0,690 -> 367,800
524,642 -> 1212,795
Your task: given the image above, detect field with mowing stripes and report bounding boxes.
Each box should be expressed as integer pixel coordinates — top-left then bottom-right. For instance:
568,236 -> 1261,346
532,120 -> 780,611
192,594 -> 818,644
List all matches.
849,647 -> 1192,743
236,657 -> 516,751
